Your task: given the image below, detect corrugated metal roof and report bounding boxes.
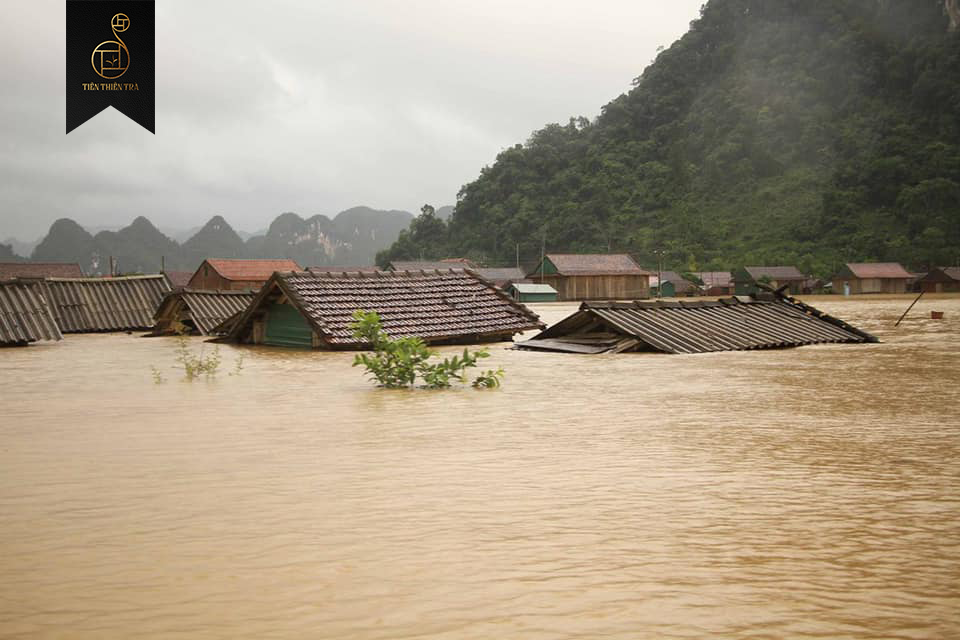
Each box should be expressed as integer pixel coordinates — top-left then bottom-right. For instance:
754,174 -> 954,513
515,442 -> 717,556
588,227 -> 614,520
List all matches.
227,269 -> 544,348
43,275 -> 171,333
518,295 -> 877,354
202,259 -> 301,281
0,280 -> 62,345
153,289 -> 257,335
540,254 -> 648,276
0,262 -> 84,279
843,262 -> 912,279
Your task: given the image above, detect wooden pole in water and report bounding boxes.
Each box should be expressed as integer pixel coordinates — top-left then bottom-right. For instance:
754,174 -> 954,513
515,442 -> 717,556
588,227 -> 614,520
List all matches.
895,291 -> 924,327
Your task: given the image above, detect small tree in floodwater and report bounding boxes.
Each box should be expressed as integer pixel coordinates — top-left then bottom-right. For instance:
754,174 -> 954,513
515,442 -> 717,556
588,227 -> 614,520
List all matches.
350,310 -> 504,389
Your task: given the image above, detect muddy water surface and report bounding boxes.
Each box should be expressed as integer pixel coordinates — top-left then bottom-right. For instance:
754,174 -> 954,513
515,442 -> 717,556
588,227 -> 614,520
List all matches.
1,295 -> 959,638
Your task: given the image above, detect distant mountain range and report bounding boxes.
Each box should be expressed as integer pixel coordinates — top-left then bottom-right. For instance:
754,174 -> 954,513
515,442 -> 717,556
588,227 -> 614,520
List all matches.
5,206 -> 419,274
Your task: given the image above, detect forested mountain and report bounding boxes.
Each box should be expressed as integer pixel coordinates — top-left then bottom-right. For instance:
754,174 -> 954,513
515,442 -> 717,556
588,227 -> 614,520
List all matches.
20,207 -> 415,274
379,0 -> 960,276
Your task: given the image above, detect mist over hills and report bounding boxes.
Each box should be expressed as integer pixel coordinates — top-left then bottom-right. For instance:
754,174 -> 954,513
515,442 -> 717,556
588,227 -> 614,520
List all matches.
379,0 -> 960,276
17,207 -> 416,274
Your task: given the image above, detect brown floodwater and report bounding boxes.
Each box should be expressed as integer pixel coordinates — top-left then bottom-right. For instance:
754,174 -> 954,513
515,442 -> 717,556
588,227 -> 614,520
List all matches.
1,295 -> 958,639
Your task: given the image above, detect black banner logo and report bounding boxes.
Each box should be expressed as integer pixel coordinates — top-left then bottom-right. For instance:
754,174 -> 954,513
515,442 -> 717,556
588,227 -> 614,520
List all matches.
66,0 -> 154,133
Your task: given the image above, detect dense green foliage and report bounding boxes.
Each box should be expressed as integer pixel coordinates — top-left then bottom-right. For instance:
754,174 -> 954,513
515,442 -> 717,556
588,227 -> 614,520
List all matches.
381,0 -> 960,276
350,310 -> 504,389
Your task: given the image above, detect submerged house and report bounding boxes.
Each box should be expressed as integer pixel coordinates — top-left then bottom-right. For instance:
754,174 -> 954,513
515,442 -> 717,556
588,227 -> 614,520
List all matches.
225,269 -> 544,349
733,266 -> 806,295
42,274 -> 171,333
656,271 -> 699,297
693,271 -> 734,296
187,259 -> 301,291
152,289 -> 256,336
517,293 -> 876,354
507,282 -> 559,302
473,267 -> 527,290
526,254 -> 650,301
918,267 -> 960,293
831,263 -> 913,295
0,280 -> 62,346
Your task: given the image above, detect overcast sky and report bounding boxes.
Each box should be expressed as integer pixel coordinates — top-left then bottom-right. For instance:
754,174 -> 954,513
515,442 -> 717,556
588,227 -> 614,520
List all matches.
0,1 -> 704,240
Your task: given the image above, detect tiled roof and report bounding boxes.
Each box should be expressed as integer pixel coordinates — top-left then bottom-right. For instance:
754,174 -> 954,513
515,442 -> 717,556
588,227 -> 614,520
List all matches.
0,262 -> 84,279
0,280 -> 62,345
543,254 -> 648,276
204,259 -> 301,281
42,275 -> 171,332
743,266 -> 805,281
659,271 -> 698,292
844,262 -> 912,279
163,270 -> 193,288
473,267 -> 526,285
693,271 -> 733,287
153,289 -> 257,335
228,269 -> 544,347
518,295 -> 876,355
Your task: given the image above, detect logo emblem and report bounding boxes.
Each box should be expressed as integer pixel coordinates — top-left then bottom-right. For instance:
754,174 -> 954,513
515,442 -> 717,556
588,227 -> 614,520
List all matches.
91,13 -> 130,79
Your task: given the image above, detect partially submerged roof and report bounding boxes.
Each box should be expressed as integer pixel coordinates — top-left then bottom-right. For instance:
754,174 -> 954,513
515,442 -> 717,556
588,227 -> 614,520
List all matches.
739,266 -> 806,281
226,269 -> 544,348
919,266 -> 960,282
42,274 -> 171,333
162,270 -> 193,289
840,262 -> 912,279
201,259 -> 301,281
658,271 -> 699,293
473,267 -> 526,286
510,283 -> 558,294
153,289 -> 257,335
517,293 -> 877,355
533,253 -> 648,276
0,280 -> 62,346
0,262 -> 84,279
693,271 -> 733,287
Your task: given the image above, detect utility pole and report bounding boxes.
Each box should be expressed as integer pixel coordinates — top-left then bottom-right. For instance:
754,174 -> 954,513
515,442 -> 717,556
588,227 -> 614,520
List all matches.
653,249 -> 665,299
516,243 -> 520,270
540,231 -> 545,284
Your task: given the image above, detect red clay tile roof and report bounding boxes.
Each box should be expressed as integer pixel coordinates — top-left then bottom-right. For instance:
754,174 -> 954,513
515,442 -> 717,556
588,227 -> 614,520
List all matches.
844,262 -> 912,279
204,259 -> 301,281
543,254 -> 648,276
229,269 -> 544,347
0,262 -> 84,279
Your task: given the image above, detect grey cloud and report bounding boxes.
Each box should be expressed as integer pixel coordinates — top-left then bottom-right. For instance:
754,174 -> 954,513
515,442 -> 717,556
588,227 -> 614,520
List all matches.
0,0 -> 703,241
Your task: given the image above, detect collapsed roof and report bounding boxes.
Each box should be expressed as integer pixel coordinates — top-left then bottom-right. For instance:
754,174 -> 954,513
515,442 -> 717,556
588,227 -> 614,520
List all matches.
517,293 -> 877,354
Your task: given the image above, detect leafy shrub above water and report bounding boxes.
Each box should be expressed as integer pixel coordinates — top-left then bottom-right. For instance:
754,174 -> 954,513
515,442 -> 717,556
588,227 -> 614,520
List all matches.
350,310 -> 505,389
